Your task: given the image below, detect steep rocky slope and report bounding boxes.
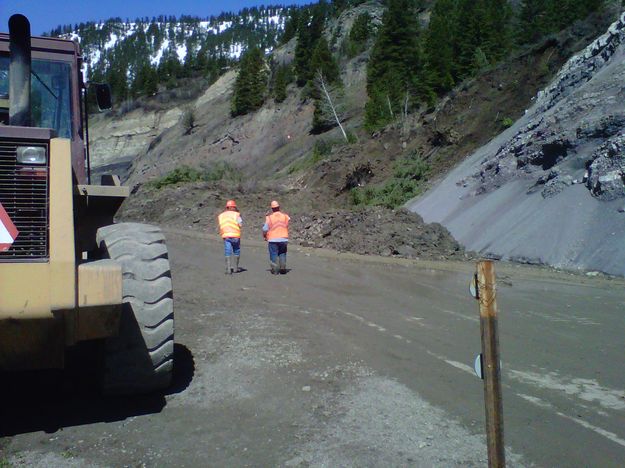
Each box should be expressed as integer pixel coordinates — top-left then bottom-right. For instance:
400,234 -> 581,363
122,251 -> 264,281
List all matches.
89,105 -> 182,175
410,13 -> 625,276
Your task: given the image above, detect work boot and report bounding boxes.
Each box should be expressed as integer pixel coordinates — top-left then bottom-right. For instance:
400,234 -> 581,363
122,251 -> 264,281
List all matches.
225,257 -> 232,275
234,256 -> 240,273
278,254 -> 287,274
270,261 -> 279,275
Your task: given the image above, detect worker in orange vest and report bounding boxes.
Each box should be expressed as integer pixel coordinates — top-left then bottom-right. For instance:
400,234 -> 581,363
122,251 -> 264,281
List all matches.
218,199 -> 243,275
262,200 -> 290,274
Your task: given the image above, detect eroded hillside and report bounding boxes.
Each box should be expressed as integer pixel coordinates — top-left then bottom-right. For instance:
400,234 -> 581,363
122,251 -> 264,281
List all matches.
88,2 -> 621,273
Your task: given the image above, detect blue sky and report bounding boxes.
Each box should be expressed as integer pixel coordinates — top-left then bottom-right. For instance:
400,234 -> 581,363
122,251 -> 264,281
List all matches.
1,0 -> 315,35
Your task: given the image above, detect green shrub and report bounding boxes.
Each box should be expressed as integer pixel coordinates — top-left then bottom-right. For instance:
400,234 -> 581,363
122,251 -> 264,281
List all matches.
501,116 -> 514,129
202,161 -> 241,182
350,152 -> 429,208
349,186 -> 376,205
149,166 -> 203,189
149,162 -> 240,189
182,108 -> 195,134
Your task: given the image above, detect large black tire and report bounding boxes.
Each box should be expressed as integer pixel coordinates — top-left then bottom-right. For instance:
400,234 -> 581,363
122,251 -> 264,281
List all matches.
96,223 -> 174,395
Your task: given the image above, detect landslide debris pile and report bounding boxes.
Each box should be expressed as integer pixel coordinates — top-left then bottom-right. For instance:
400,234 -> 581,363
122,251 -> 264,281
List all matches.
294,208 -> 466,260
119,182 -> 466,261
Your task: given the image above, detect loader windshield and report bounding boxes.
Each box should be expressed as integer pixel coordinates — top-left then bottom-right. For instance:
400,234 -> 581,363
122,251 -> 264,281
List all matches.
0,55 -> 72,138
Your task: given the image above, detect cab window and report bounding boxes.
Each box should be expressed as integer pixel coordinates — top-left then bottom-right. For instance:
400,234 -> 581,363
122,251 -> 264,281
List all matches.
0,55 -> 72,138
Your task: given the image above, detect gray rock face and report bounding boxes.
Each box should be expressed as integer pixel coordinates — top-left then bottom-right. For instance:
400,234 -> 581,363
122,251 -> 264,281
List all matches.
587,134 -> 625,200
409,13 -> 625,276
464,13 -> 625,200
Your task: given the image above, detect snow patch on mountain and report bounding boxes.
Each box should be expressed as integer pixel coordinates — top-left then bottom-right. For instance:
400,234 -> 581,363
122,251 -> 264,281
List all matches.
62,8 -> 288,76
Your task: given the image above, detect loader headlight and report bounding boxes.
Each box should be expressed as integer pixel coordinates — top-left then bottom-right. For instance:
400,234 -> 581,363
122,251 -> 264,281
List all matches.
16,146 -> 47,165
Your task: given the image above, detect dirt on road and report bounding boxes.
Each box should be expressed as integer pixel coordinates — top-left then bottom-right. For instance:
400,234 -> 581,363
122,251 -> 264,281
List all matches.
1,230 -> 623,467
120,181 -> 469,262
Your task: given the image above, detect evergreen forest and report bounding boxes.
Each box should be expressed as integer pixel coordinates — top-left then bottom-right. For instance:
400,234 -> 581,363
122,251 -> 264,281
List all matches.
50,0 -> 610,131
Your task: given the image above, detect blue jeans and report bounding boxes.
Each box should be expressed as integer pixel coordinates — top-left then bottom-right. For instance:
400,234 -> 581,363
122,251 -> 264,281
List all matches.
268,241 -> 287,263
224,238 -> 241,257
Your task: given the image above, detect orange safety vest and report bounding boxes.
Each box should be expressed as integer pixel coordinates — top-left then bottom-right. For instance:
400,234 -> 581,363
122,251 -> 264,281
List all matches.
266,211 -> 289,240
218,211 -> 241,238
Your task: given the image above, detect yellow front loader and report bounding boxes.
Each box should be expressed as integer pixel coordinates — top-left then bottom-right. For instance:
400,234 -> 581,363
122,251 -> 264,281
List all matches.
0,15 -> 174,394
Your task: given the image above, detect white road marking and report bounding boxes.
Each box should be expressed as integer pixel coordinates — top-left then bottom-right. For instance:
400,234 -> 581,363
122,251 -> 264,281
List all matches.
555,411 -> 625,448
405,316 -> 426,327
444,359 -> 475,375
518,393 -> 625,449
438,308 -> 479,322
512,309 -> 599,326
509,370 -> 625,411
516,393 -> 551,408
426,351 -> 475,376
341,311 -> 387,333
343,311 -> 365,322
367,322 -> 386,332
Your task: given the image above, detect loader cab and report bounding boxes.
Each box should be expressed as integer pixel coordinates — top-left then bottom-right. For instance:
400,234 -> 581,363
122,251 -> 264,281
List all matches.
0,31 -> 111,185
0,55 -> 73,136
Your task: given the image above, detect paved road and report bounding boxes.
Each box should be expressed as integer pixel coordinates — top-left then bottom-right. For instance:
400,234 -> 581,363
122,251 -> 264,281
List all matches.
1,229 -> 624,467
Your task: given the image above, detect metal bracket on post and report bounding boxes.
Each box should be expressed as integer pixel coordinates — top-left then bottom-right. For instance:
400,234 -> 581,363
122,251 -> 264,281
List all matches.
475,260 -> 505,468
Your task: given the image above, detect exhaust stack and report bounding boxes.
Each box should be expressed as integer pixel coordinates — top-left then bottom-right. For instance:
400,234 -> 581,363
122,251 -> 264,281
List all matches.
8,14 -> 32,127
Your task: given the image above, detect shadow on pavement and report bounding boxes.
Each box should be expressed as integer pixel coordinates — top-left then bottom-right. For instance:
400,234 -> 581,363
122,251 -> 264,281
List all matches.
0,343 -> 194,437
265,268 -> 292,275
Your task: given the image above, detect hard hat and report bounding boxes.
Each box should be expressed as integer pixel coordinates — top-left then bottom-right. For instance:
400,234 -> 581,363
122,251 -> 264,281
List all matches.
226,200 -> 237,208
270,200 -> 280,208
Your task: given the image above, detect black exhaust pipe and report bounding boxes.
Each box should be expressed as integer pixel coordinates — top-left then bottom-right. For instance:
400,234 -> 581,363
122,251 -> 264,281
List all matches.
8,14 -> 32,127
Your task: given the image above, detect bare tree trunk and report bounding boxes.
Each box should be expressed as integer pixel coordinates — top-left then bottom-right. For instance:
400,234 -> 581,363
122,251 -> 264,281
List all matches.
402,89 -> 410,137
403,89 -> 409,120
386,94 -> 394,119
318,71 -> 349,143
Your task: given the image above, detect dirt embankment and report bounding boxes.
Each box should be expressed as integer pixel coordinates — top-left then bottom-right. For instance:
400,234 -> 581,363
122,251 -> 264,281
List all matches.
119,181 -> 467,261
295,208 -> 465,260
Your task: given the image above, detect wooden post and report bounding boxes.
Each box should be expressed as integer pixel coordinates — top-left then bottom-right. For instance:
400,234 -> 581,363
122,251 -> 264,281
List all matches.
477,260 -> 505,468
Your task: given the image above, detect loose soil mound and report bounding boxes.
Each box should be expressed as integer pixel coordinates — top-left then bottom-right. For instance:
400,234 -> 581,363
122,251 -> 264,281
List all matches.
119,182 -> 467,261
294,208 -> 466,260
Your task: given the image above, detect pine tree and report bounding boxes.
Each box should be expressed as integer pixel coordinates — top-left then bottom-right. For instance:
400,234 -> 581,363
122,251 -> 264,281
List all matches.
294,3 -> 327,86
273,65 -> 292,103
364,88 -> 393,132
483,0 -> 512,62
365,0 -> 428,130
294,12 -> 313,86
141,65 -> 159,96
231,47 -> 268,116
424,0 -> 455,94
347,12 -> 372,57
281,10 -> 299,44
517,0 -> 604,45
517,0 -> 549,45
310,37 -> 340,86
309,1 -> 328,43
451,0 -> 483,79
